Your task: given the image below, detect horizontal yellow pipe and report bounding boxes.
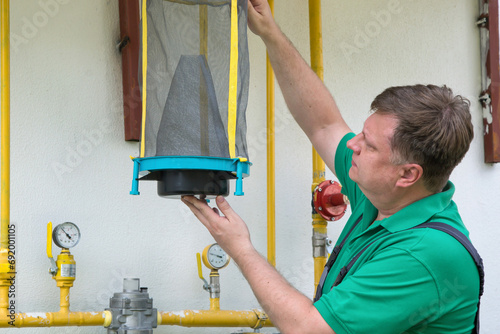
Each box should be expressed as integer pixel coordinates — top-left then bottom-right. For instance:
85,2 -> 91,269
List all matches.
0,282 -> 111,328
0,311 -> 111,327
159,310 -> 273,328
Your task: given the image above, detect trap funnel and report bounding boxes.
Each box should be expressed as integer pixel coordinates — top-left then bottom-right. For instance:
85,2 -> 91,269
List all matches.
130,0 -> 251,198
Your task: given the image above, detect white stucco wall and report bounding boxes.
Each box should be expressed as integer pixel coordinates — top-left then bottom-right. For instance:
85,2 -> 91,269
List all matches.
1,0 -> 498,333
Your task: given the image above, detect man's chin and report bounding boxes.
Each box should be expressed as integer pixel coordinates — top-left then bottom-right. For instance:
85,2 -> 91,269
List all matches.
348,167 -> 358,182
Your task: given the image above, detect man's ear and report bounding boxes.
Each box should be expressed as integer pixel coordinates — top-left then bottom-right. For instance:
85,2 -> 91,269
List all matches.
396,163 -> 423,188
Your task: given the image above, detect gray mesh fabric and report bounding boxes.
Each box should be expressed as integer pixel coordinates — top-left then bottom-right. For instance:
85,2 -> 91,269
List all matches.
141,0 -> 250,159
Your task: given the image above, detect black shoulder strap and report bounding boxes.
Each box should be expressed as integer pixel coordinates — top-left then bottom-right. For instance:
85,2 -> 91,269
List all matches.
330,222 -> 484,334
411,223 -> 484,296
313,214 -> 363,302
412,222 -> 484,334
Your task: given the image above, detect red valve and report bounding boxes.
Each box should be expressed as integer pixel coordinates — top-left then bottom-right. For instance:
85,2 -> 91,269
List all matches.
313,180 -> 348,221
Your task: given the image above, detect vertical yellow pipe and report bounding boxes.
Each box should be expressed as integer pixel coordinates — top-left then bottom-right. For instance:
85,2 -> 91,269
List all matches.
266,0 -> 276,267
209,298 -> 220,311
59,287 -> 70,314
0,4 -> 13,320
309,0 -> 328,293
1,0 -> 10,249
0,2 -> 12,318
139,0 -> 147,157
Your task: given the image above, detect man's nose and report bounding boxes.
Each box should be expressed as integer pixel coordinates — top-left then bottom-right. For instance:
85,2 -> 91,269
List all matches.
347,135 -> 361,154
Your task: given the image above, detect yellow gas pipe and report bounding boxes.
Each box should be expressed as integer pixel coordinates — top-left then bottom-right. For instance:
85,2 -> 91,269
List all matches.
309,0 -> 328,294
188,251 -> 273,329
0,0 -> 14,320
0,311 -> 111,328
0,225 -> 112,328
209,270 -> 220,311
267,0 -> 276,267
159,309 -> 272,328
1,0 -> 278,329
1,0 -> 10,250
0,225 -> 114,327
0,249 -> 112,328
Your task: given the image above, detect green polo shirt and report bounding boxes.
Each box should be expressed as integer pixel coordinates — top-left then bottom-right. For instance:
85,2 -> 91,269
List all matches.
314,133 -> 479,334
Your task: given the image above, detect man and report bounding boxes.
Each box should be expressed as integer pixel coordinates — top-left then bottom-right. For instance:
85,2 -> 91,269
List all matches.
182,0 -> 479,333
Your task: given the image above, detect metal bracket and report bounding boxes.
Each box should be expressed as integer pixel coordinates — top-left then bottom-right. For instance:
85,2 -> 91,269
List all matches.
116,36 -> 130,52
477,14 -> 489,28
325,237 -> 334,255
479,92 -> 491,106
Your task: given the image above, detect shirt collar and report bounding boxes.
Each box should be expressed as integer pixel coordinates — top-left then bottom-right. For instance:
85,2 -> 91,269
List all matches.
369,181 -> 455,233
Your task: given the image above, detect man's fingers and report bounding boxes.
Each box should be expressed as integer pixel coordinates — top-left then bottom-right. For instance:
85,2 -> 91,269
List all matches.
181,196 -> 219,225
215,196 -> 237,219
181,196 -> 209,225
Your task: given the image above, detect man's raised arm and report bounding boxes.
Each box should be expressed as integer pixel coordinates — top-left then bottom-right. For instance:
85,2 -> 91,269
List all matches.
248,0 -> 351,175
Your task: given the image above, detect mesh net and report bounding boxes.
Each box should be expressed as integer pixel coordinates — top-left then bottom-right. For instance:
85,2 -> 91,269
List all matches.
141,0 -> 250,159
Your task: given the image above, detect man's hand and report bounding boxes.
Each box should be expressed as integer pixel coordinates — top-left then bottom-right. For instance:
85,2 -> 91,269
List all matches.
248,0 -> 277,39
181,195 -> 254,262
182,195 -> 335,334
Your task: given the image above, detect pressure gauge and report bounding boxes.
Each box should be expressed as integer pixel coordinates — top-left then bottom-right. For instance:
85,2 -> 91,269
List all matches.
202,243 -> 230,270
52,222 -> 81,249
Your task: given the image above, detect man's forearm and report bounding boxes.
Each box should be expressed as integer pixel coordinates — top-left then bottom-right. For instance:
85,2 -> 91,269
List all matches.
260,25 -> 344,140
181,195 -> 334,334
258,24 -> 349,174
233,246 -> 334,334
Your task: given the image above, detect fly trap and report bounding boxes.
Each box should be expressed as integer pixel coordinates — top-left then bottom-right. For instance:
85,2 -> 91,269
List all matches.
130,0 -> 251,198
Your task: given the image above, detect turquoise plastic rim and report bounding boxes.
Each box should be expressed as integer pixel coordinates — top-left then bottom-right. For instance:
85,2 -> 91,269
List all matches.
130,156 -> 251,196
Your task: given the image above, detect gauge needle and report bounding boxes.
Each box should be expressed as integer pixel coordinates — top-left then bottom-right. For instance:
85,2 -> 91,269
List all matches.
62,229 -> 72,239
210,252 -> 223,258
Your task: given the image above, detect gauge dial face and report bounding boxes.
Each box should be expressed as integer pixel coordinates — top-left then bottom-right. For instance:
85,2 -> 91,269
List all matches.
52,222 -> 81,249
203,244 -> 230,270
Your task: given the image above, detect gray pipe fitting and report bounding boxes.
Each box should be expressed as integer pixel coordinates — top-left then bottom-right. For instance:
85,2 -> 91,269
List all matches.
106,278 -> 158,334
312,230 -> 328,258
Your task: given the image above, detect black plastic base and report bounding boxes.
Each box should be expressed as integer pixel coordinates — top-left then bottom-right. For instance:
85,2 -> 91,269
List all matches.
141,170 -> 236,198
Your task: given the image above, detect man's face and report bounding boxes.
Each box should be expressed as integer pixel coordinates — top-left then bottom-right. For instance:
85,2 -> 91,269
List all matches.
346,112 -> 401,197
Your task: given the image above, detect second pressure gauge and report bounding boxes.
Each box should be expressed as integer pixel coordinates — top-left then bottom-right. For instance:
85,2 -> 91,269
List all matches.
202,243 -> 230,270
52,222 -> 81,249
